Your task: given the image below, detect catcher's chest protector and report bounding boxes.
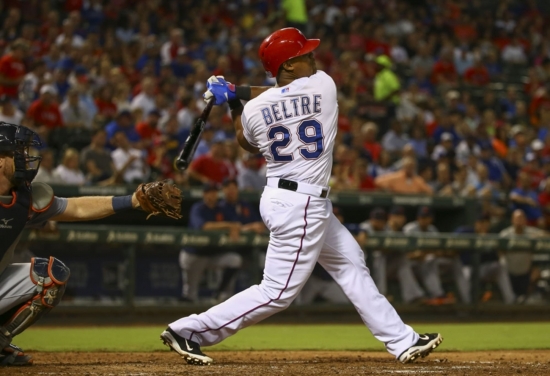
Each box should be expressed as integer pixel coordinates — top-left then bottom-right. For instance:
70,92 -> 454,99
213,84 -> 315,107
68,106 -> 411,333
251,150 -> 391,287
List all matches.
0,185 -> 31,258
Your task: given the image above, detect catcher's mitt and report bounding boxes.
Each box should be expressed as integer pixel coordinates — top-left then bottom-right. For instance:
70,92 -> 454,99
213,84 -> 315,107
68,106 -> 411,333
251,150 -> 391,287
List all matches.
135,180 -> 182,220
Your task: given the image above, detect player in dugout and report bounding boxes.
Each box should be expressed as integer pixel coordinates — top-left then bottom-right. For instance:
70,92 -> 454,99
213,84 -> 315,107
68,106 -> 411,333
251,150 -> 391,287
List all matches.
0,121 -> 179,366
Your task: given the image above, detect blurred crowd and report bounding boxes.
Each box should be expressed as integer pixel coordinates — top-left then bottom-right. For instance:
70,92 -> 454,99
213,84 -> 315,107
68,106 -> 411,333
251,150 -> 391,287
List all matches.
2,0 -> 550,228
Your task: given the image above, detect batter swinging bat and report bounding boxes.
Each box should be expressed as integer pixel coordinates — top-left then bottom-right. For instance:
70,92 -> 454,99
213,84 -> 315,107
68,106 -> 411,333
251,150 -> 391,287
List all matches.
174,98 -> 215,171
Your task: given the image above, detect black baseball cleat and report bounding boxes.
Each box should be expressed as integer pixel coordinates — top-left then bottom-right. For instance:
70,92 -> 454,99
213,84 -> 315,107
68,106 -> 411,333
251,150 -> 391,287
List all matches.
160,327 -> 213,366
0,344 -> 33,366
398,333 -> 443,364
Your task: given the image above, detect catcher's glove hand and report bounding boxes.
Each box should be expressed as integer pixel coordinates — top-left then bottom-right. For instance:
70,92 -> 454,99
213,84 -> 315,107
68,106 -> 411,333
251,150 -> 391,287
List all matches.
135,180 -> 182,220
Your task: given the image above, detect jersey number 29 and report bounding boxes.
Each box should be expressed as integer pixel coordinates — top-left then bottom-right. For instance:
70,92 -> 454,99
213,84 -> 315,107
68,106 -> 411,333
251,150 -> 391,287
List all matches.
268,120 -> 324,162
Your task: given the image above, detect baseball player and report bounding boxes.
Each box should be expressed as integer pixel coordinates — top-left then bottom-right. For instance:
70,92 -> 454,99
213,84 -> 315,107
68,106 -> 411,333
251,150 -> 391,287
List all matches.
161,28 -> 442,366
0,121 -> 180,366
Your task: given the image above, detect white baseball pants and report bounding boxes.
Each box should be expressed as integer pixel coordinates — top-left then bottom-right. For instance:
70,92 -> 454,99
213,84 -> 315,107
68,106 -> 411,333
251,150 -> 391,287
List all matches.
170,186 -> 418,357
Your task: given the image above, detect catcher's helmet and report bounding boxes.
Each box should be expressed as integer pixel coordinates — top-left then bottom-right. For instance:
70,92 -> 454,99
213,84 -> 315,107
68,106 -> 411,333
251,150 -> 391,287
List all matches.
0,122 -> 42,185
258,28 -> 320,78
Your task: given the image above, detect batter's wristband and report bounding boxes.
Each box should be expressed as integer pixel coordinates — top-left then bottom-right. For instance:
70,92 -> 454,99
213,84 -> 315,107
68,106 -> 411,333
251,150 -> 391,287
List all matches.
112,195 -> 133,213
228,99 -> 243,111
235,86 -> 251,101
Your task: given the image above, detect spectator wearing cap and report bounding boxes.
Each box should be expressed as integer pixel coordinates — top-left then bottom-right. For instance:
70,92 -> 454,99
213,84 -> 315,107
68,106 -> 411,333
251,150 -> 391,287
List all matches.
80,129 -> 114,184
431,132 -> 455,161
110,131 -> 149,184
478,142 -> 509,185
361,122 -> 382,162
105,110 -> 140,149
220,179 -> 264,233
179,183 -> 243,302
509,125 -> 528,156
0,39 -> 28,100
136,109 -> 162,150
521,152 -> 544,190
188,140 -> 231,185
131,78 -> 156,120
0,95 -> 23,124
455,214 -> 515,304
360,207 -> 426,303
52,68 -> 71,102
60,88 -> 93,129
373,55 -> 401,104
510,171 -> 543,227
375,157 -> 433,195
381,120 -> 409,157
26,85 -> 63,131
404,206 -> 470,304
237,152 -> 266,191
499,210 -> 547,302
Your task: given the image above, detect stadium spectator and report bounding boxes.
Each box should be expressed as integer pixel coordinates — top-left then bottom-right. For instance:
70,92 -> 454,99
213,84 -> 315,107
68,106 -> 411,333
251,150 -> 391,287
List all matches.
361,122 -> 382,162
373,55 -> 400,104
0,94 -> 23,124
52,147 -> 86,185
220,179 -> 265,233
94,85 -> 118,124
80,129 -> 114,184
463,58 -> 490,86
136,109 -> 162,146
18,59 -> 47,111
360,207 -> 425,303
26,85 -> 63,132
130,77 -> 156,119
404,206 -> 470,305
0,39 -> 28,100
33,148 -> 60,184
375,157 -> 432,194
236,152 -> 266,192
60,88 -> 92,129
160,28 -> 185,65
381,120 -> 409,156
111,131 -> 149,184
179,183 -> 243,302
501,37 -> 527,65
510,171 -> 543,227
105,109 -> 140,149
500,210 -> 546,303
431,48 -> 458,87
188,140 -> 231,185
455,214 -> 515,304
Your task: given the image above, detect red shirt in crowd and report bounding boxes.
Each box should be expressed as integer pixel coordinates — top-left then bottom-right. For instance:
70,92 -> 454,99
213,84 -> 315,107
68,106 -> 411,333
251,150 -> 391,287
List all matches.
0,54 -> 26,98
431,60 -> 457,85
363,141 -> 382,162
135,121 -> 161,141
359,176 -> 376,191
539,190 -> 550,209
463,65 -> 490,86
521,166 -> 545,191
95,99 -> 118,120
26,99 -> 63,129
189,154 -> 231,184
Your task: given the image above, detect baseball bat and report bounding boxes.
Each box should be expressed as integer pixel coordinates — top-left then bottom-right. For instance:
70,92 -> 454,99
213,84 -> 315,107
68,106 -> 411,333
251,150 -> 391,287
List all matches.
174,98 -> 215,171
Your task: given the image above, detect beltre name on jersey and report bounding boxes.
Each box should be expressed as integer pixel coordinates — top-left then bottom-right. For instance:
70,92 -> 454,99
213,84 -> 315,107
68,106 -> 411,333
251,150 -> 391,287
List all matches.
241,70 -> 338,187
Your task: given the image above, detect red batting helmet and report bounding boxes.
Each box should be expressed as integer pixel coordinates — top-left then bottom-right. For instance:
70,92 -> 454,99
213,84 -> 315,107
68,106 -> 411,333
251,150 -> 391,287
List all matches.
258,28 -> 320,78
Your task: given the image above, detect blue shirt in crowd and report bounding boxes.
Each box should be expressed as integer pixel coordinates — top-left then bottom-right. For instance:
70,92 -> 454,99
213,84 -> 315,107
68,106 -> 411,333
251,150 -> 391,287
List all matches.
510,187 -> 542,222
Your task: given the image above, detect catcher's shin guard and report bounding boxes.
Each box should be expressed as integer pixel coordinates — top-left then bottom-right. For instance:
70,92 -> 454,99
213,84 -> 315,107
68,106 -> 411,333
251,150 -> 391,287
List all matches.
0,257 -> 70,345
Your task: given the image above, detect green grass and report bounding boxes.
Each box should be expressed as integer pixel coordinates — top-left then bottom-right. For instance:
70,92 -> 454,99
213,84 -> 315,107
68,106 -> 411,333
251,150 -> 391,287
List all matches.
14,323 -> 550,352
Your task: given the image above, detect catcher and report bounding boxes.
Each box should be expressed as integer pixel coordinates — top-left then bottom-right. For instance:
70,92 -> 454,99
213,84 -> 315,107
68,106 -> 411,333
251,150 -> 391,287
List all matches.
0,121 -> 181,366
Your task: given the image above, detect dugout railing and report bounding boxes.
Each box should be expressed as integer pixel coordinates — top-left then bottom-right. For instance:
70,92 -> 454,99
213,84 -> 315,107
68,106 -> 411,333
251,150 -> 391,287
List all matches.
20,224 -> 550,310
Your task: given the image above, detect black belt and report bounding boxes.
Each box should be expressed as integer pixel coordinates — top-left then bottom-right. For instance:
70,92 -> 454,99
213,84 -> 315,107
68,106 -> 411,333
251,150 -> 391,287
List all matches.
277,178 -> 328,198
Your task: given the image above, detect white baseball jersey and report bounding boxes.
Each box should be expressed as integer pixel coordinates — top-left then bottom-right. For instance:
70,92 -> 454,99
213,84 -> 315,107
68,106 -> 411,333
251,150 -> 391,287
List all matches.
241,70 -> 337,187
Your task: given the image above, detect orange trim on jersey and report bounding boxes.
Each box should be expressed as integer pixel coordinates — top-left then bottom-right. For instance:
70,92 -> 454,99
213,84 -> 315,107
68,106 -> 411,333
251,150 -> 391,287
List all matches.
31,193 -> 54,213
0,190 -> 16,208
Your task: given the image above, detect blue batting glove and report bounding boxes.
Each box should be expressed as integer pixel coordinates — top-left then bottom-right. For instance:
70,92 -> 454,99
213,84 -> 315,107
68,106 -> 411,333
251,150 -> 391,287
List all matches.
203,76 -> 237,105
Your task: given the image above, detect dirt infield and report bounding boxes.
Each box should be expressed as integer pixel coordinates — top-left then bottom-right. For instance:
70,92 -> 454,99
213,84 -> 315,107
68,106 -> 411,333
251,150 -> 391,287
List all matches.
6,350 -> 550,375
